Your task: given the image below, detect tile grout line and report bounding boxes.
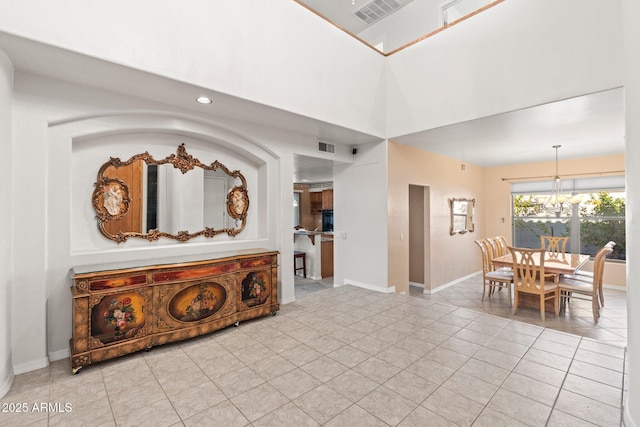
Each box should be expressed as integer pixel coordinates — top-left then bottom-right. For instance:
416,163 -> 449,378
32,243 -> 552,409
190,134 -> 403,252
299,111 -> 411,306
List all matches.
543,335 -> 582,426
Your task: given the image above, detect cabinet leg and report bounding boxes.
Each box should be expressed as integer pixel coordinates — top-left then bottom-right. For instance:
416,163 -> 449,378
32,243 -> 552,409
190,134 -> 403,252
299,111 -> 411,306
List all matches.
234,321 -> 240,327
145,346 -> 152,352
72,366 -> 82,375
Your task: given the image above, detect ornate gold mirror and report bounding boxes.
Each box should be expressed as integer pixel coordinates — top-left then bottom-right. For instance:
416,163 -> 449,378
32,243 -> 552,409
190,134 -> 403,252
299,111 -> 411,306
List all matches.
449,198 -> 475,235
93,144 -> 249,242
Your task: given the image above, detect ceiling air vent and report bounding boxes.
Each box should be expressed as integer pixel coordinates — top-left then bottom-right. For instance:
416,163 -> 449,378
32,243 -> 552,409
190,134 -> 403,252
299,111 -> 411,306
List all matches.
318,141 -> 335,154
354,0 -> 402,25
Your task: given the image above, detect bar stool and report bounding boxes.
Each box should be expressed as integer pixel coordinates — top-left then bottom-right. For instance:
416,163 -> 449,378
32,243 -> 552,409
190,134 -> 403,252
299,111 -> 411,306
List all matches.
294,251 -> 306,278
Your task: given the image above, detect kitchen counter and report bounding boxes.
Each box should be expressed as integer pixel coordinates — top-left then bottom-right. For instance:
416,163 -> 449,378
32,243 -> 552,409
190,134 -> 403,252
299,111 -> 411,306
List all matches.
294,231 -> 322,279
294,230 -> 334,279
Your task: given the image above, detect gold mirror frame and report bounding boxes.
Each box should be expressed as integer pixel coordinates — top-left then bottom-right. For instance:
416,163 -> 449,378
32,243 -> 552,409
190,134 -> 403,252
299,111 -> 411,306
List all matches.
92,144 -> 249,243
449,198 -> 475,235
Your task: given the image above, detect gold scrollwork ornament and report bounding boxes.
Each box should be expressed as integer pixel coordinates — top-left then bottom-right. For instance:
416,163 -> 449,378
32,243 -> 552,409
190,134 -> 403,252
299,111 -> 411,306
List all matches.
92,144 -> 249,243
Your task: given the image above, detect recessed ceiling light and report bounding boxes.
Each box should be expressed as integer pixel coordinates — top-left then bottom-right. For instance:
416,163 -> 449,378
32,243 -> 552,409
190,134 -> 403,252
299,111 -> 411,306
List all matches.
196,96 -> 213,104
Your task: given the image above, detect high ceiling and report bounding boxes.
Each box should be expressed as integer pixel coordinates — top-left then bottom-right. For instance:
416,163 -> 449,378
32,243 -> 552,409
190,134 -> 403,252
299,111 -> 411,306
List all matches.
296,0 -> 494,53
292,0 -> 625,181
0,7 -> 625,184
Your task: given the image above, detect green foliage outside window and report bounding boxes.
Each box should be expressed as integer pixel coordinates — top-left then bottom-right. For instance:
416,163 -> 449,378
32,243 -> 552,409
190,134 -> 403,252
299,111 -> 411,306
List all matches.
579,192 -> 625,260
512,192 -> 625,260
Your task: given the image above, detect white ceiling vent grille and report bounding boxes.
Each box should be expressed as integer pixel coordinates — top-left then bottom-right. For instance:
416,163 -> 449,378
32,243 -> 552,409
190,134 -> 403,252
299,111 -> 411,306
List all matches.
318,141 -> 335,154
354,0 -> 402,25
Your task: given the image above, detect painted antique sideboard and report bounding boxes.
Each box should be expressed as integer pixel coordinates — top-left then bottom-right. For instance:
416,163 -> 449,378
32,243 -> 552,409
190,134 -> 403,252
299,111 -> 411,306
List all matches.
70,249 -> 279,373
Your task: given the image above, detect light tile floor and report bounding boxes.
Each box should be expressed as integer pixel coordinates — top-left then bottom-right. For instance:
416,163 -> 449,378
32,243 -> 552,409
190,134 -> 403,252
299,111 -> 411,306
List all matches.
409,275 -> 628,348
0,277 -> 626,426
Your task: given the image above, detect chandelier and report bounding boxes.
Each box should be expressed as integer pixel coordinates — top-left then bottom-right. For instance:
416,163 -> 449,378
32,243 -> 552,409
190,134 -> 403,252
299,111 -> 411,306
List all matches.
535,145 -> 582,216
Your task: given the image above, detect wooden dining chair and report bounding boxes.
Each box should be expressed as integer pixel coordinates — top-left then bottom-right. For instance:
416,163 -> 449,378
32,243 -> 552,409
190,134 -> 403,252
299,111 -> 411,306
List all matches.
566,241 -> 614,278
495,236 -> 509,256
540,235 -> 568,259
486,237 -> 504,257
508,246 -> 559,321
563,241 -> 615,308
475,239 -> 513,304
558,246 -> 613,323
485,237 -> 512,274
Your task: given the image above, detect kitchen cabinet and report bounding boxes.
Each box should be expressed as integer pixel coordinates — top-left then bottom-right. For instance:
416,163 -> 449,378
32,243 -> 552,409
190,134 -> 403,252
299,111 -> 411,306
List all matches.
322,189 -> 333,210
321,239 -> 334,277
310,191 -> 322,214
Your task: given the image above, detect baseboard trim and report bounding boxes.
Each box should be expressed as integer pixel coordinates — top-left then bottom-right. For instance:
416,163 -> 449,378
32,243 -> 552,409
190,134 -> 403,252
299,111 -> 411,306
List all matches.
602,283 -> 626,292
280,295 -> 296,305
13,357 -> 48,375
343,279 -> 396,294
424,272 -> 481,295
49,348 -> 70,362
409,281 -> 425,289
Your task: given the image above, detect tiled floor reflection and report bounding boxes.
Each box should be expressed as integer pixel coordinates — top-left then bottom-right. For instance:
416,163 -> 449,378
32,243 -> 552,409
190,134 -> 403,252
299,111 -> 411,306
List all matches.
1,283 -> 625,426
294,275 -> 334,299
409,275 -> 627,348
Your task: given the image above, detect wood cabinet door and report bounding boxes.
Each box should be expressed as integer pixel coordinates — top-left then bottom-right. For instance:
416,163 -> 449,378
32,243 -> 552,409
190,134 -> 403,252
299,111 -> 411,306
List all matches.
310,191 -> 322,213
237,268 -> 272,311
321,240 -> 334,277
322,189 -> 333,210
89,287 -> 151,348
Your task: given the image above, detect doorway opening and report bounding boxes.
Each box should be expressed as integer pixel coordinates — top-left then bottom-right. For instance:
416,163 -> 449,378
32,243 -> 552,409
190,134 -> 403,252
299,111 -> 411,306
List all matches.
409,184 -> 430,294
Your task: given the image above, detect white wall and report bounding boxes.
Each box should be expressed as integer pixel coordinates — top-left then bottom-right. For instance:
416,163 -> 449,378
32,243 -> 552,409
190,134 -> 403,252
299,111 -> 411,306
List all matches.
333,140 -> 390,292
386,0 -> 623,137
9,72 -> 356,372
622,0 -> 639,424
12,84 -> 48,372
0,0 -> 387,138
70,133 -> 262,253
0,49 -> 14,397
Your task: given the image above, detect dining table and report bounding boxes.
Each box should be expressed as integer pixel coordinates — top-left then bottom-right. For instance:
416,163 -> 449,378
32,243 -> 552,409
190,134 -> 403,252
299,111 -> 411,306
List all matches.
492,251 -> 591,313
492,252 -> 591,276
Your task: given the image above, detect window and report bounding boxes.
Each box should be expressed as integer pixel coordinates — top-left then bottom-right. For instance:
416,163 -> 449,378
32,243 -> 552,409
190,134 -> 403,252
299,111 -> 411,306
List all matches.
511,176 -> 625,260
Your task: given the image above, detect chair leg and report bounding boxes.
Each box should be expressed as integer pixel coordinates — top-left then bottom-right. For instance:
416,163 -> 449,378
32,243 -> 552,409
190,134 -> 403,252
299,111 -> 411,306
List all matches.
512,291 -> 519,315
554,291 -> 559,316
599,285 -> 605,307
540,294 -> 546,321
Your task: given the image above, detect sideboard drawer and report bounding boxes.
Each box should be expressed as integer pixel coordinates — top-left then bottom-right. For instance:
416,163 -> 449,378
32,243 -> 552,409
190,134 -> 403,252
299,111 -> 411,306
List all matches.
153,263 -> 237,283
89,274 -> 147,291
239,256 -> 274,269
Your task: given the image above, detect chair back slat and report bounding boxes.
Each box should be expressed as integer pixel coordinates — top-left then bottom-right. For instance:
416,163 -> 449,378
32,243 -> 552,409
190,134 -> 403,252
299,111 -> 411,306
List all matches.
593,247 -> 614,287
509,246 -> 546,291
474,240 -> 491,273
540,235 -> 568,258
496,236 -> 508,255
485,237 -> 502,258
476,238 -> 513,303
